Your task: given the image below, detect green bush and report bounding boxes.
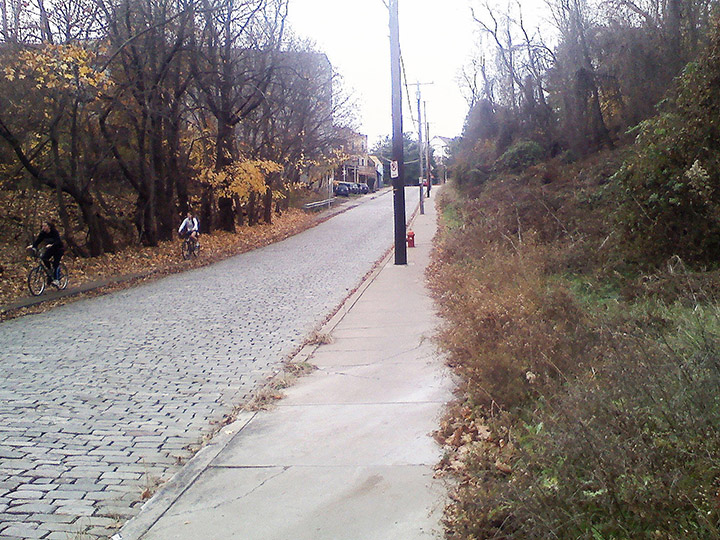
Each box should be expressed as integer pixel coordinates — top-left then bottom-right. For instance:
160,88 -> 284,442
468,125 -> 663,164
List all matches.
496,140 -> 545,172
502,303 -> 720,539
614,23 -> 720,267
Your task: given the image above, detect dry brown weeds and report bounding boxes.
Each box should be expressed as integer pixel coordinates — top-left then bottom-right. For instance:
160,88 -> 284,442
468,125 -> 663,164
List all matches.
431,171 -> 720,538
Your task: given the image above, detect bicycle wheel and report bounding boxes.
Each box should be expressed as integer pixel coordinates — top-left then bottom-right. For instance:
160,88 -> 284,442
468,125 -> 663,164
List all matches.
28,266 -> 46,296
191,239 -> 199,258
181,239 -> 191,260
55,263 -> 69,290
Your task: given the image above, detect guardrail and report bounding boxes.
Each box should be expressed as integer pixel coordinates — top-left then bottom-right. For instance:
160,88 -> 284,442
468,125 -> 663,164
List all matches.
302,197 -> 336,211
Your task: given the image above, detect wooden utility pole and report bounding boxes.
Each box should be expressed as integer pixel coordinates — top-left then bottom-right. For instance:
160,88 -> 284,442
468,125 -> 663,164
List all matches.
389,0 -> 407,265
425,101 -> 431,198
413,82 -> 433,214
416,85 -> 425,215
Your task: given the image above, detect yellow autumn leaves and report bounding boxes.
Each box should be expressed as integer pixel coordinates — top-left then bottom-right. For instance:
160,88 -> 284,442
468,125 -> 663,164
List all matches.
2,43 -> 327,205
4,43 -> 111,94
199,159 -> 283,199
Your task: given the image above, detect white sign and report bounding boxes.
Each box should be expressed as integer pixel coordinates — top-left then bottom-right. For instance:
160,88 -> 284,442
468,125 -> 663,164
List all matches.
390,160 -> 399,179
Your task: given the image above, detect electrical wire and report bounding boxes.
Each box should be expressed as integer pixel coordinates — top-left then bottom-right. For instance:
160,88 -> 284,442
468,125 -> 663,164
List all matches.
399,47 -> 417,129
383,0 -> 417,130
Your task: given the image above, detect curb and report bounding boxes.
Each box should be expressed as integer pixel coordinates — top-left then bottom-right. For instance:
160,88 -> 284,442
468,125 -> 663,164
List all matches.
1,190 -> 393,319
1,271 -> 159,315
110,412 -> 256,540
112,252 -> 394,540
114,191 -> 419,540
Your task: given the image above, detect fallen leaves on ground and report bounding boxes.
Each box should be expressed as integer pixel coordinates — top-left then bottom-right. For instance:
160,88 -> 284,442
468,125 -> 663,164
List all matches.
0,209 -> 315,316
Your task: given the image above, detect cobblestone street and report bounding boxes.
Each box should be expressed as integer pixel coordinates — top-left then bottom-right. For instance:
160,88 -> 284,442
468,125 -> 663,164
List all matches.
0,191 -> 416,539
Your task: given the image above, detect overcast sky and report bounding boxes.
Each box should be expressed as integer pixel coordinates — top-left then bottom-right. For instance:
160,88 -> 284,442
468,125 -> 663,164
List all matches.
286,0 -> 477,148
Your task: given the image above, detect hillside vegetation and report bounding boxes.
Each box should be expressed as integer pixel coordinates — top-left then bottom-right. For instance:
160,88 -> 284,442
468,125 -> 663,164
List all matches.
433,3 -> 720,539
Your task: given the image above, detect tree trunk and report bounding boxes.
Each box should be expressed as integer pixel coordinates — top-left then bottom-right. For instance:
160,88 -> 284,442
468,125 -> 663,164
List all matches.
151,112 -> 175,242
248,191 -> 258,226
263,188 -> 272,224
215,115 -> 236,232
575,67 -> 613,150
201,186 -> 213,233
666,0 -> 683,71
217,196 -> 235,231
56,185 -> 88,257
234,194 -> 245,227
169,118 -> 188,216
135,185 -> 159,247
79,197 -> 116,256
176,174 -> 189,216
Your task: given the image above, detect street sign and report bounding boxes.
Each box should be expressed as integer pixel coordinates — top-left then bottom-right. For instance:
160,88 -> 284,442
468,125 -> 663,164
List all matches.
390,160 -> 399,179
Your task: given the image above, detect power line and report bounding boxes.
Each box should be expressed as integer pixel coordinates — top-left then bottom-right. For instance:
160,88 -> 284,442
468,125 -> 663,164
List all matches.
399,48 -> 417,129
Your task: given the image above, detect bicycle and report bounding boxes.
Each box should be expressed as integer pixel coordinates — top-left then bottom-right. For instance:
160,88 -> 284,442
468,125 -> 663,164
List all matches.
181,234 -> 200,260
27,246 -> 68,296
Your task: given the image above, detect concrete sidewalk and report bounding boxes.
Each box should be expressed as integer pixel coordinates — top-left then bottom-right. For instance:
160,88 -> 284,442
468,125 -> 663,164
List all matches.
116,190 -> 451,540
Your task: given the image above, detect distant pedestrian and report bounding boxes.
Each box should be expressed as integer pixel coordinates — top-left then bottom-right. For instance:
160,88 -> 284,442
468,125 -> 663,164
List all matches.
28,220 -> 65,284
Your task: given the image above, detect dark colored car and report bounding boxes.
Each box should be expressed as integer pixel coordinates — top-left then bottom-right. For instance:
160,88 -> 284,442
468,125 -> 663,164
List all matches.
334,182 -> 350,196
358,183 -> 369,194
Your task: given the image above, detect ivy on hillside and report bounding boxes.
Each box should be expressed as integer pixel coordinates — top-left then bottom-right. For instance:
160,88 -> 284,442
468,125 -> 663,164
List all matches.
614,17 -> 720,267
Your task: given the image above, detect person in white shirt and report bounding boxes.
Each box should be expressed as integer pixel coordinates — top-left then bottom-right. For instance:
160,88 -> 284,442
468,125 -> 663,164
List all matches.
178,212 -> 200,244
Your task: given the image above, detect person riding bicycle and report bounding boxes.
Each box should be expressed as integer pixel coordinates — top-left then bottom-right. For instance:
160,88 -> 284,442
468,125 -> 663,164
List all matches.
178,212 -> 200,246
28,220 -> 65,285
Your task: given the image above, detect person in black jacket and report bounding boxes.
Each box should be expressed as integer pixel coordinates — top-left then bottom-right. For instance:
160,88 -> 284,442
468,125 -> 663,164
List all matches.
28,220 -> 65,283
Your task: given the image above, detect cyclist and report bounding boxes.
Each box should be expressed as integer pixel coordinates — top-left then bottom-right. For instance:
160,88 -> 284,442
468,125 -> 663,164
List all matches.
178,211 -> 200,246
28,220 -> 65,285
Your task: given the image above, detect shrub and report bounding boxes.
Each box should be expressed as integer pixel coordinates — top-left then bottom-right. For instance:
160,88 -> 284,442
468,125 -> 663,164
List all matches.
452,139 -> 495,190
501,303 -> 720,539
612,111 -> 720,267
614,19 -> 720,268
433,181 -> 720,540
430,194 -> 593,411
496,140 -> 545,172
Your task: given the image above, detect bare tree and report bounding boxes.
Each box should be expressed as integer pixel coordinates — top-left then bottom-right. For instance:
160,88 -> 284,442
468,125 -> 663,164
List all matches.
0,0 -> 117,255
238,48 -> 349,215
549,0 -> 613,149
458,52 -> 496,109
190,0 -> 288,232
469,1 -> 557,144
0,0 -> 368,257
0,0 -> 26,42
97,0 -> 196,245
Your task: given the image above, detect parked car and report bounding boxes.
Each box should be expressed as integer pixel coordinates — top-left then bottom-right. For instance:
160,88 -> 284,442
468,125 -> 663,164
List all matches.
334,182 -> 350,196
358,183 -> 369,194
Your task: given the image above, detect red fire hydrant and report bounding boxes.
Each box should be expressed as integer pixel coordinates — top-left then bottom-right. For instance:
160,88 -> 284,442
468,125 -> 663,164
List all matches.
407,230 -> 415,248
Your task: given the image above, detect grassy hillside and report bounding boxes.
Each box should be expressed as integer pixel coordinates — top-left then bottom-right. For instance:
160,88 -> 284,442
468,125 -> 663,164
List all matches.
432,156 -> 720,539
431,17 -> 720,539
